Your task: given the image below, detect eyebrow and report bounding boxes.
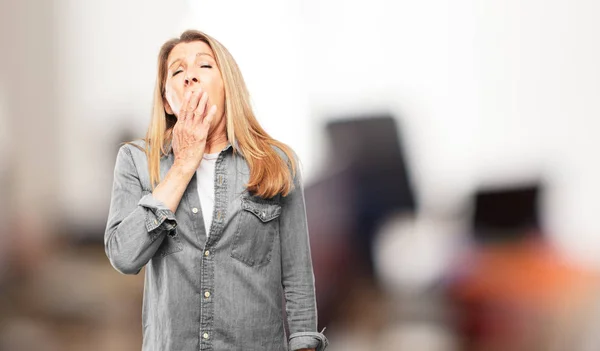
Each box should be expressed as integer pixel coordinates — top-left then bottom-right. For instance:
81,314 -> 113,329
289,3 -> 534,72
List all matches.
168,52 -> 214,69
168,58 -> 182,69
195,52 -> 214,59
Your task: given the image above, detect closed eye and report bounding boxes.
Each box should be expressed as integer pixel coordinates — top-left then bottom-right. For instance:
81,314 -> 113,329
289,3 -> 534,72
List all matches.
200,64 -> 212,68
172,70 -> 183,77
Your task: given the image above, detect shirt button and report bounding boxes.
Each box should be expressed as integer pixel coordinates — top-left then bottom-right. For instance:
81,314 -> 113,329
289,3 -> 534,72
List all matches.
204,250 -> 210,256
192,207 -> 199,214
204,291 -> 210,298
203,332 -> 209,339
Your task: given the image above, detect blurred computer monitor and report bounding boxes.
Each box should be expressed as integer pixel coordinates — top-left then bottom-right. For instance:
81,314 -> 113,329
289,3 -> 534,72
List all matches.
325,114 -> 417,213
471,183 -> 542,243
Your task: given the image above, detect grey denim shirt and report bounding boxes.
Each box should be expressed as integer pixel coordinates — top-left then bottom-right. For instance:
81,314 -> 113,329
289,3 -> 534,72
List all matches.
104,140 -> 328,351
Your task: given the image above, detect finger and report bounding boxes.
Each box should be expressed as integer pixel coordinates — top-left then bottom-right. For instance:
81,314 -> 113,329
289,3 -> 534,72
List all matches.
194,92 -> 209,123
178,90 -> 194,122
186,90 -> 203,122
182,89 -> 203,120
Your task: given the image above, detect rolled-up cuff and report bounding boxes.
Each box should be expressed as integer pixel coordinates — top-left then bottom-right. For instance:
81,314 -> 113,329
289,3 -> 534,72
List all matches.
138,193 -> 177,233
289,331 -> 329,351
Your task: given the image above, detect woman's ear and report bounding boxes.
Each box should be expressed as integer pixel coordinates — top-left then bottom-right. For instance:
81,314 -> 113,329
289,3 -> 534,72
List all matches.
163,99 -> 174,115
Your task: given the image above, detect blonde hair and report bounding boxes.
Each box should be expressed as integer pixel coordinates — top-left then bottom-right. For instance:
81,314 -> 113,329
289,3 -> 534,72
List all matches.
127,30 -> 297,199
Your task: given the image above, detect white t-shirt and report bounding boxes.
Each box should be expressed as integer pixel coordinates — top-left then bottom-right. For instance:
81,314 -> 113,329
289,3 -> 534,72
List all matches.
196,151 -> 220,236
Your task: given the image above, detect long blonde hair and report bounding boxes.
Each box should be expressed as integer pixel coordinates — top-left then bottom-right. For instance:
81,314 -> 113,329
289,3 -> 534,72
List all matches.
128,30 -> 297,199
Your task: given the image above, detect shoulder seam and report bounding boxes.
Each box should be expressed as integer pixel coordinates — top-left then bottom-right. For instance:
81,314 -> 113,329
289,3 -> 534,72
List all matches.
121,144 -> 144,189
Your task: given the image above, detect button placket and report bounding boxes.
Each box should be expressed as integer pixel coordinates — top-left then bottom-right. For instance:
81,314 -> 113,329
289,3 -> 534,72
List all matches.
199,148 -> 230,349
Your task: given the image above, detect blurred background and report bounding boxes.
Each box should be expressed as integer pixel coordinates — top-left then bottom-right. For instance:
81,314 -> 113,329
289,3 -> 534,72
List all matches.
1,0 -> 600,350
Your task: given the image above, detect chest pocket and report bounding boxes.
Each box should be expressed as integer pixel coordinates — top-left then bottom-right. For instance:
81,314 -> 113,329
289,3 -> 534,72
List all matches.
231,197 -> 282,267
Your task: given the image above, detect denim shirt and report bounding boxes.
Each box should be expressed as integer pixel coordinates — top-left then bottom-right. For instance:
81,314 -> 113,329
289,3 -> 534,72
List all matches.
104,140 -> 328,351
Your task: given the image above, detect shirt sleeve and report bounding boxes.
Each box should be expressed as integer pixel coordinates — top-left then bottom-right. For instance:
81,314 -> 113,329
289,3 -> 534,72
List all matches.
289,330 -> 329,351
104,145 -> 178,275
279,155 -> 329,351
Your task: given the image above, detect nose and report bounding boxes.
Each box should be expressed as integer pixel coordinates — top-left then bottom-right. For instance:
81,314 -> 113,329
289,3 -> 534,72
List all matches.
184,75 -> 199,86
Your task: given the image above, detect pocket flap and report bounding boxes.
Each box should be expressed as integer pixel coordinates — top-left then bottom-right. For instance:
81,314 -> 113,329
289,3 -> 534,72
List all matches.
241,198 -> 282,222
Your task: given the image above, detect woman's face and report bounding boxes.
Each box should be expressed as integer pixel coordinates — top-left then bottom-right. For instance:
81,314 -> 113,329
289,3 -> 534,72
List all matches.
163,41 -> 225,122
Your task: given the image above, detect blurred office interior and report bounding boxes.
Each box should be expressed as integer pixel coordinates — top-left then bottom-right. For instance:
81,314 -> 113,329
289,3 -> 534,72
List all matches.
1,0 -> 600,350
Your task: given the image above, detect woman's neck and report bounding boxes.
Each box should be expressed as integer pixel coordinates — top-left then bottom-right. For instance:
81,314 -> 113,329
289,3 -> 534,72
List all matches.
205,125 -> 229,154
205,139 -> 228,154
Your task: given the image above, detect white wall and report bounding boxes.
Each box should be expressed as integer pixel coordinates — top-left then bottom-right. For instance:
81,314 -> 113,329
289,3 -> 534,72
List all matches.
185,0 -> 600,265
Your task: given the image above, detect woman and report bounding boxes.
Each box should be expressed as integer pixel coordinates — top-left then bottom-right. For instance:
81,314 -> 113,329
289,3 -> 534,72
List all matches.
104,30 -> 328,351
